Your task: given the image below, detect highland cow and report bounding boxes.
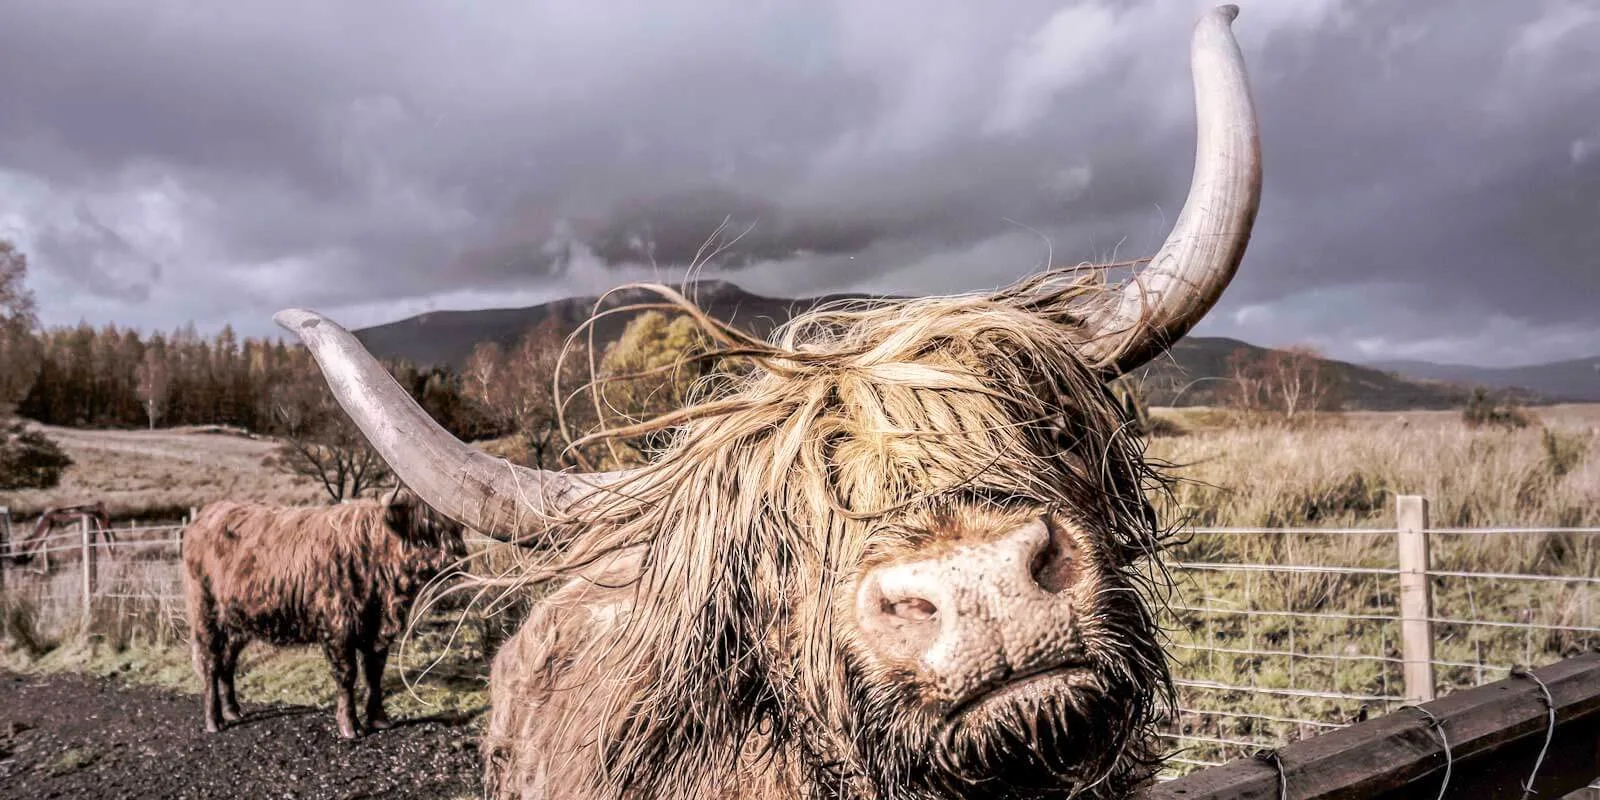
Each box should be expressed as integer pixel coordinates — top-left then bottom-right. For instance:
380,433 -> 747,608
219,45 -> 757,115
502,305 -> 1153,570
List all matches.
274,6 -> 1262,796
180,488 -> 467,738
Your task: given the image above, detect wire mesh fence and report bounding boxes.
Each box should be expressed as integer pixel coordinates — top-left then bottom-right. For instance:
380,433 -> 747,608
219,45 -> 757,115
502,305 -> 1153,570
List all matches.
2,499 -> 1596,795
1157,497 -> 1598,796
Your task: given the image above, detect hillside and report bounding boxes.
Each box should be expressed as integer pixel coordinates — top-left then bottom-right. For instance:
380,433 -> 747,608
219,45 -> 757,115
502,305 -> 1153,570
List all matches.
1369,356 -> 1600,403
351,279 -> 1561,411
1123,338 -> 1543,410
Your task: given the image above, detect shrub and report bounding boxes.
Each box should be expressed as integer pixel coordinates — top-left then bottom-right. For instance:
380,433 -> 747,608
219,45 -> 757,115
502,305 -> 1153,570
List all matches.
0,418 -> 72,490
1462,387 -> 1531,430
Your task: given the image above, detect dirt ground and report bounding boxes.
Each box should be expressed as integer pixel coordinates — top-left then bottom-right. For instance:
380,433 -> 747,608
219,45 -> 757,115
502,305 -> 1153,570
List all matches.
0,670 -> 481,799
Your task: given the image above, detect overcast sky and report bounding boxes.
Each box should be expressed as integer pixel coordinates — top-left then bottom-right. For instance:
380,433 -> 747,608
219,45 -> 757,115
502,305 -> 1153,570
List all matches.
0,0 -> 1596,368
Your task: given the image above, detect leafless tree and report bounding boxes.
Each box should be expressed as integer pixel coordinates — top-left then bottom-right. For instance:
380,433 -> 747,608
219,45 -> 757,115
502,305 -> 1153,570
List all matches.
266,375 -> 391,503
1263,346 -> 1336,421
466,318 -> 598,470
1223,345 -> 1339,423
136,348 -> 172,429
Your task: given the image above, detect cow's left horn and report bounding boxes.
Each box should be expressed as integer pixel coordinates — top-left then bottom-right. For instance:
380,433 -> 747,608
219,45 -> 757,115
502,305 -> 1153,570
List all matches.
273,308 -> 632,545
1076,4 -> 1262,376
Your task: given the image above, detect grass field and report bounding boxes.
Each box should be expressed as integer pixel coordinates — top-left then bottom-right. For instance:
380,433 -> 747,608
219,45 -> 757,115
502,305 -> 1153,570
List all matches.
2,404 -> 1597,773
2,424 -> 324,519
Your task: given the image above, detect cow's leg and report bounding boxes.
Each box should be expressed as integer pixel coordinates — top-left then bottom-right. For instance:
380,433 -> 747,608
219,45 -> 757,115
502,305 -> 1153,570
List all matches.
361,645 -> 393,731
218,638 -> 247,722
323,638 -> 360,739
192,630 -> 226,733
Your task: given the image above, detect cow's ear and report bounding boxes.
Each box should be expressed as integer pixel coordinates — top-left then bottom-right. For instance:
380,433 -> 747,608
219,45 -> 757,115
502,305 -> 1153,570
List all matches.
382,484 -> 418,529
381,483 -> 412,508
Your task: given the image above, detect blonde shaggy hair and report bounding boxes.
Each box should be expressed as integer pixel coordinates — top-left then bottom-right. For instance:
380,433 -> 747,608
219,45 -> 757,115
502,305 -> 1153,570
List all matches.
479,267 -> 1178,800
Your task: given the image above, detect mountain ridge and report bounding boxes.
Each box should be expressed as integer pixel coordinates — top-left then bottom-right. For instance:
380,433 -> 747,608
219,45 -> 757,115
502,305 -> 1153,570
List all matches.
349,280 -> 1599,409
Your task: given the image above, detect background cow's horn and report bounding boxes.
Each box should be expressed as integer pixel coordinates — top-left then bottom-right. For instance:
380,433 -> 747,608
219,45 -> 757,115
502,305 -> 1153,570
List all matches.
273,308 -> 631,545
1075,4 -> 1262,376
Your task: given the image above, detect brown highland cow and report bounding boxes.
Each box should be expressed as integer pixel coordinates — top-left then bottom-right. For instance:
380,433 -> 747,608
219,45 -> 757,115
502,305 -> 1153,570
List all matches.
275,6 -> 1262,796
181,487 -> 467,738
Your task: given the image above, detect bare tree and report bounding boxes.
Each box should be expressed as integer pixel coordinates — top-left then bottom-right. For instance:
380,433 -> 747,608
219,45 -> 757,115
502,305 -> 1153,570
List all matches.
136,348 -> 171,429
511,319 -> 593,469
468,318 -> 600,470
1263,345 -> 1335,422
266,374 -> 391,503
1222,345 -> 1340,423
465,340 -> 506,419
1222,348 -> 1270,415
468,313 -> 724,470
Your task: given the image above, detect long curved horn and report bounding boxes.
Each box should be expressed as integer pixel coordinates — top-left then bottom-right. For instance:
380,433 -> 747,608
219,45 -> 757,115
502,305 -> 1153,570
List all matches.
1076,4 -> 1261,376
273,308 -> 632,544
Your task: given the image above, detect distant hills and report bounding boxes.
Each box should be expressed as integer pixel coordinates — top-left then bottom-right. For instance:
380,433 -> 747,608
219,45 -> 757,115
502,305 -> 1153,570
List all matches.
351,280 -> 1600,410
1366,356 -> 1600,406
352,280 -> 882,369
1128,338 -> 1552,410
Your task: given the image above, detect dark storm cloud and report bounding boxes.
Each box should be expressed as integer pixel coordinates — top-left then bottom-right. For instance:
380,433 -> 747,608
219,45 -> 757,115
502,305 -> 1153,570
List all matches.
0,0 -> 1595,365
1227,1 -> 1600,322
32,203 -> 165,302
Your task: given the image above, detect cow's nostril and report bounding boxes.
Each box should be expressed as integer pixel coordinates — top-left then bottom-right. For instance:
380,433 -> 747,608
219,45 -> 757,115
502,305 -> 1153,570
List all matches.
856,572 -> 943,664
883,596 -> 937,622
1029,521 -> 1077,594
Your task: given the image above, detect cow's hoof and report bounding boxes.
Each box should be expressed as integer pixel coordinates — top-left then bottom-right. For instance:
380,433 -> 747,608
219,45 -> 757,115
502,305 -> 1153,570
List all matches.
337,725 -> 360,740
366,717 -> 393,732
204,721 -> 222,734
222,707 -> 243,723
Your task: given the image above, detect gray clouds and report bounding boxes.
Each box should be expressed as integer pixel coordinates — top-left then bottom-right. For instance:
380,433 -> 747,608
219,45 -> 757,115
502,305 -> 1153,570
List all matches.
0,0 -> 1595,366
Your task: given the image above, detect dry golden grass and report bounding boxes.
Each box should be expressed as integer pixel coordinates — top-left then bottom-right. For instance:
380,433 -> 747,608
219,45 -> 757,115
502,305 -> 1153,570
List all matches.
3,424 -> 323,519
1148,403 -> 1600,529
1,423 -> 543,521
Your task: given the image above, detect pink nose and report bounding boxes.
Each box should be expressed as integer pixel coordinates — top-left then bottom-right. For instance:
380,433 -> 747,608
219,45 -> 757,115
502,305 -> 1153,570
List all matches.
853,518 -> 1083,704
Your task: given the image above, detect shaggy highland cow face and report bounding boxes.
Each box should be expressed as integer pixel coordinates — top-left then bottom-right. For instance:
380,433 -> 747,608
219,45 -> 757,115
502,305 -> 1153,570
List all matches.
708,346 -> 1175,799
832,502 -> 1166,797
383,486 -> 469,559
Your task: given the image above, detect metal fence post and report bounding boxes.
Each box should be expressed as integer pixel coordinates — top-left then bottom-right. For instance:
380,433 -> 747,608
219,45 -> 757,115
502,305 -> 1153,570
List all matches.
1396,495 -> 1435,704
80,513 -> 96,628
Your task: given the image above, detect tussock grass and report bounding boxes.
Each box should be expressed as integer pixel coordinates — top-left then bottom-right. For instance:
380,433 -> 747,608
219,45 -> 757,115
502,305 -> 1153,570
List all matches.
1150,407 -> 1600,530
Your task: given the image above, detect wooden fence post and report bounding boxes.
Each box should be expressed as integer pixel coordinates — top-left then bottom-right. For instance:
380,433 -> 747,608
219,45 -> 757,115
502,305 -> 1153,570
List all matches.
1396,495 -> 1435,704
80,513 -> 96,628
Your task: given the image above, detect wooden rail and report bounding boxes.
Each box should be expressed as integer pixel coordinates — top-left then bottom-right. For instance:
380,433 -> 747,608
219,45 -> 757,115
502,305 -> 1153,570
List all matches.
1135,651 -> 1600,799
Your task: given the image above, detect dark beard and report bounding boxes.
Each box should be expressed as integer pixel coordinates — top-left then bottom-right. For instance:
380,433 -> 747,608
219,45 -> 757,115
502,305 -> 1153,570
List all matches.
836,658 -> 1163,800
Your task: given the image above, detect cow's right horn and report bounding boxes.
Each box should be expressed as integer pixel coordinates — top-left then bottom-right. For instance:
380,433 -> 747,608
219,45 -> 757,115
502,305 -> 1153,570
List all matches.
274,308 -> 632,545
1072,4 -> 1262,376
